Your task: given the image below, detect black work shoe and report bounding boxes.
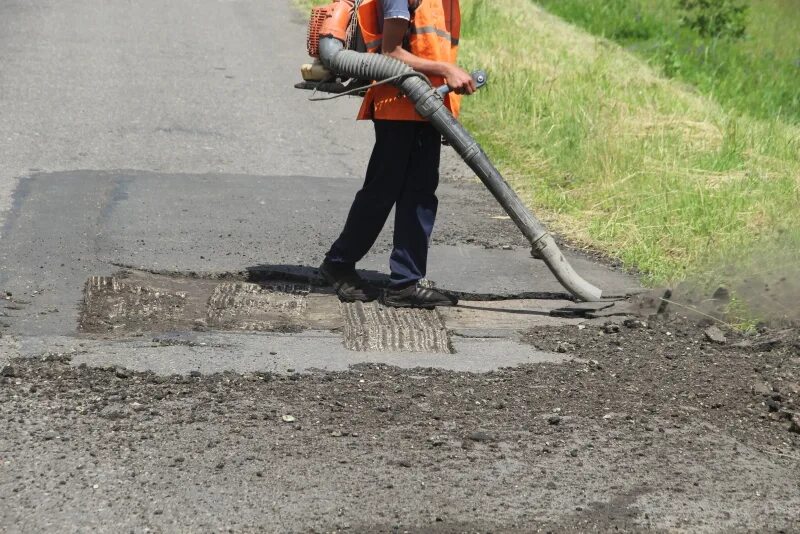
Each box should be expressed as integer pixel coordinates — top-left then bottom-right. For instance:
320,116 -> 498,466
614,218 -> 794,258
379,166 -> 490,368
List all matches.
318,261 -> 379,303
382,283 -> 458,309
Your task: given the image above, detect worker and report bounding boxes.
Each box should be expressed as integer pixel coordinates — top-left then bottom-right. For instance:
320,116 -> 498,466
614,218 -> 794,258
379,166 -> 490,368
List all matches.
319,0 -> 476,308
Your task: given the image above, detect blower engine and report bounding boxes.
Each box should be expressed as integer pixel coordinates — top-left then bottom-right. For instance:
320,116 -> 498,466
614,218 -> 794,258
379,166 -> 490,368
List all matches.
295,0 -> 604,302
296,1 -> 486,97
295,0 -> 367,95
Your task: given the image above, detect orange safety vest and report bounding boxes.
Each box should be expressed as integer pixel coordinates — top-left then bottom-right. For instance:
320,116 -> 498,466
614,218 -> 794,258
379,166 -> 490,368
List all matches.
356,0 -> 461,121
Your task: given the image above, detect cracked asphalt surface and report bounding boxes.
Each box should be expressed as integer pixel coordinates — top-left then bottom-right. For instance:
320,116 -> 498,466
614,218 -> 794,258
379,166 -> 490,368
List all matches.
1,0 -> 798,532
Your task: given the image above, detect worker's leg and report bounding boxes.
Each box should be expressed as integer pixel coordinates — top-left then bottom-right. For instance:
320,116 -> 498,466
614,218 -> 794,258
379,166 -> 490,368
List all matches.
325,120 -> 417,267
388,122 -> 441,287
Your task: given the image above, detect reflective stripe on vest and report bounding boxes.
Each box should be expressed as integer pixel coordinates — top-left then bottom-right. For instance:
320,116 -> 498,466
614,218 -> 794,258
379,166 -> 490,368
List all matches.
356,0 -> 461,122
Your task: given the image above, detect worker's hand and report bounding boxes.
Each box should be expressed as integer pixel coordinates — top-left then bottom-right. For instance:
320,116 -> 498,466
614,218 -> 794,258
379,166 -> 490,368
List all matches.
444,65 -> 477,95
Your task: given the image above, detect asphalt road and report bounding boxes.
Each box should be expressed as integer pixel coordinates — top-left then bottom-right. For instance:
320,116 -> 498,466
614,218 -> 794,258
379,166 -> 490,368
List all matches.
0,0 -> 639,365
0,0 -> 372,228
1,1 -> 797,532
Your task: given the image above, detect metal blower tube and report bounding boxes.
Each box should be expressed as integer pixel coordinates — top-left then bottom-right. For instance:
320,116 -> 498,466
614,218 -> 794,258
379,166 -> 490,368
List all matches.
319,38 -> 603,302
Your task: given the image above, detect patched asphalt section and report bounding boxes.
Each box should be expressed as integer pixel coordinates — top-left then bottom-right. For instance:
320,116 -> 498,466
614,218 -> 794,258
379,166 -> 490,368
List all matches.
70,270 -> 600,375
0,170 -> 637,374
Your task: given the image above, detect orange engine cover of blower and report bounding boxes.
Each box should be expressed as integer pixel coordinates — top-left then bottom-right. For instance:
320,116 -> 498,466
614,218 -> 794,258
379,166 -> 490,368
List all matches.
307,0 -> 354,58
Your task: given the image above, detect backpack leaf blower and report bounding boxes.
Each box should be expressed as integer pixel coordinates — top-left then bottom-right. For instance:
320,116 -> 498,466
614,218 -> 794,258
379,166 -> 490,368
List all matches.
297,0 -> 603,302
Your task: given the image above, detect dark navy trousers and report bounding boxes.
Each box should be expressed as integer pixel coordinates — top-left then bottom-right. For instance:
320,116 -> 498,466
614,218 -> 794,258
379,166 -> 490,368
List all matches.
325,119 -> 441,288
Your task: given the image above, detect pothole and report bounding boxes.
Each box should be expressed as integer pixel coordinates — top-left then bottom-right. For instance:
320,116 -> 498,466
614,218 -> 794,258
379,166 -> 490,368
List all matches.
79,272 -> 454,353
79,271 -> 585,353
80,272 -> 339,336
81,276 -> 191,333
206,282 -> 309,332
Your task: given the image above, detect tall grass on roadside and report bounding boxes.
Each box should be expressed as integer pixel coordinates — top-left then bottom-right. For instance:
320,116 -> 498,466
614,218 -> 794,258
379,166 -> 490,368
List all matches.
533,0 -> 800,125
458,0 -> 800,290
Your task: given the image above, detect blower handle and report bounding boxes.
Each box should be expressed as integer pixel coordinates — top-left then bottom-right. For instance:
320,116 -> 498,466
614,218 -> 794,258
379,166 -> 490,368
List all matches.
436,70 -> 488,97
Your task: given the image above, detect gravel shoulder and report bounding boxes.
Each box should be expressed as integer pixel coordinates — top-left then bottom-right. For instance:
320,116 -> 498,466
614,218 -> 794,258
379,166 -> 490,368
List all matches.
2,316 -> 798,532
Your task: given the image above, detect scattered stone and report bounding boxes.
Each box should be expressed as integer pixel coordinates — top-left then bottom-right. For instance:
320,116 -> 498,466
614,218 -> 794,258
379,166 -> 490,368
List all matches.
704,326 -> 727,344
752,383 -> 772,397
281,415 -> 296,423
789,415 -> 800,434
766,399 -> 781,413
623,318 -> 647,329
568,449 -> 579,457
114,367 -> 131,379
396,459 -> 412,468
556,342 -> 575,353
547,415 -> 561,425
734,330 -> 792,352
711,286 -> 730,304
467,431 -> 494,443
427,435 -> 447,447
603,323 -> 620,334
546,481 -> 557,490
1,364 -> 16,377
99,404 -> 127,420
189,370 -> 202,378
330,430 -> 344,437
193,319 -> 208,331
656,288 -> 672,315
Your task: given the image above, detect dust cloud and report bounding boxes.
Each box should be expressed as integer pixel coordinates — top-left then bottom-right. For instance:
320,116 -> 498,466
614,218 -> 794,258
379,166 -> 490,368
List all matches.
672,236 -> 800,327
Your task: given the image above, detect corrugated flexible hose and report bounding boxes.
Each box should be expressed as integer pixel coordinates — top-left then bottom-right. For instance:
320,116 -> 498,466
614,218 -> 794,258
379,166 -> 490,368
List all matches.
319,38 -> 603,302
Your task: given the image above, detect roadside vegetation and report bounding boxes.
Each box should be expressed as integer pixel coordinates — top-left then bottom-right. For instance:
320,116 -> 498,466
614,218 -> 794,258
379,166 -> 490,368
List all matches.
296,0 -> 799,321
533,0 -> 800,124
459,0 -> 798,288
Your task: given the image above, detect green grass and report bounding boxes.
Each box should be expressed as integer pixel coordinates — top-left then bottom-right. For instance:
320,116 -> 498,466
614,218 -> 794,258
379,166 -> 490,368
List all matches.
532,0 -> 800,125
295,0 -> 800,321
458,0 -> 799,289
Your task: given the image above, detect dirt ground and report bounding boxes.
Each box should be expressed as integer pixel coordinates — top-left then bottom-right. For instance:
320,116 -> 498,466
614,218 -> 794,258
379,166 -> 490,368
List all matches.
2,313 -> 798,532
